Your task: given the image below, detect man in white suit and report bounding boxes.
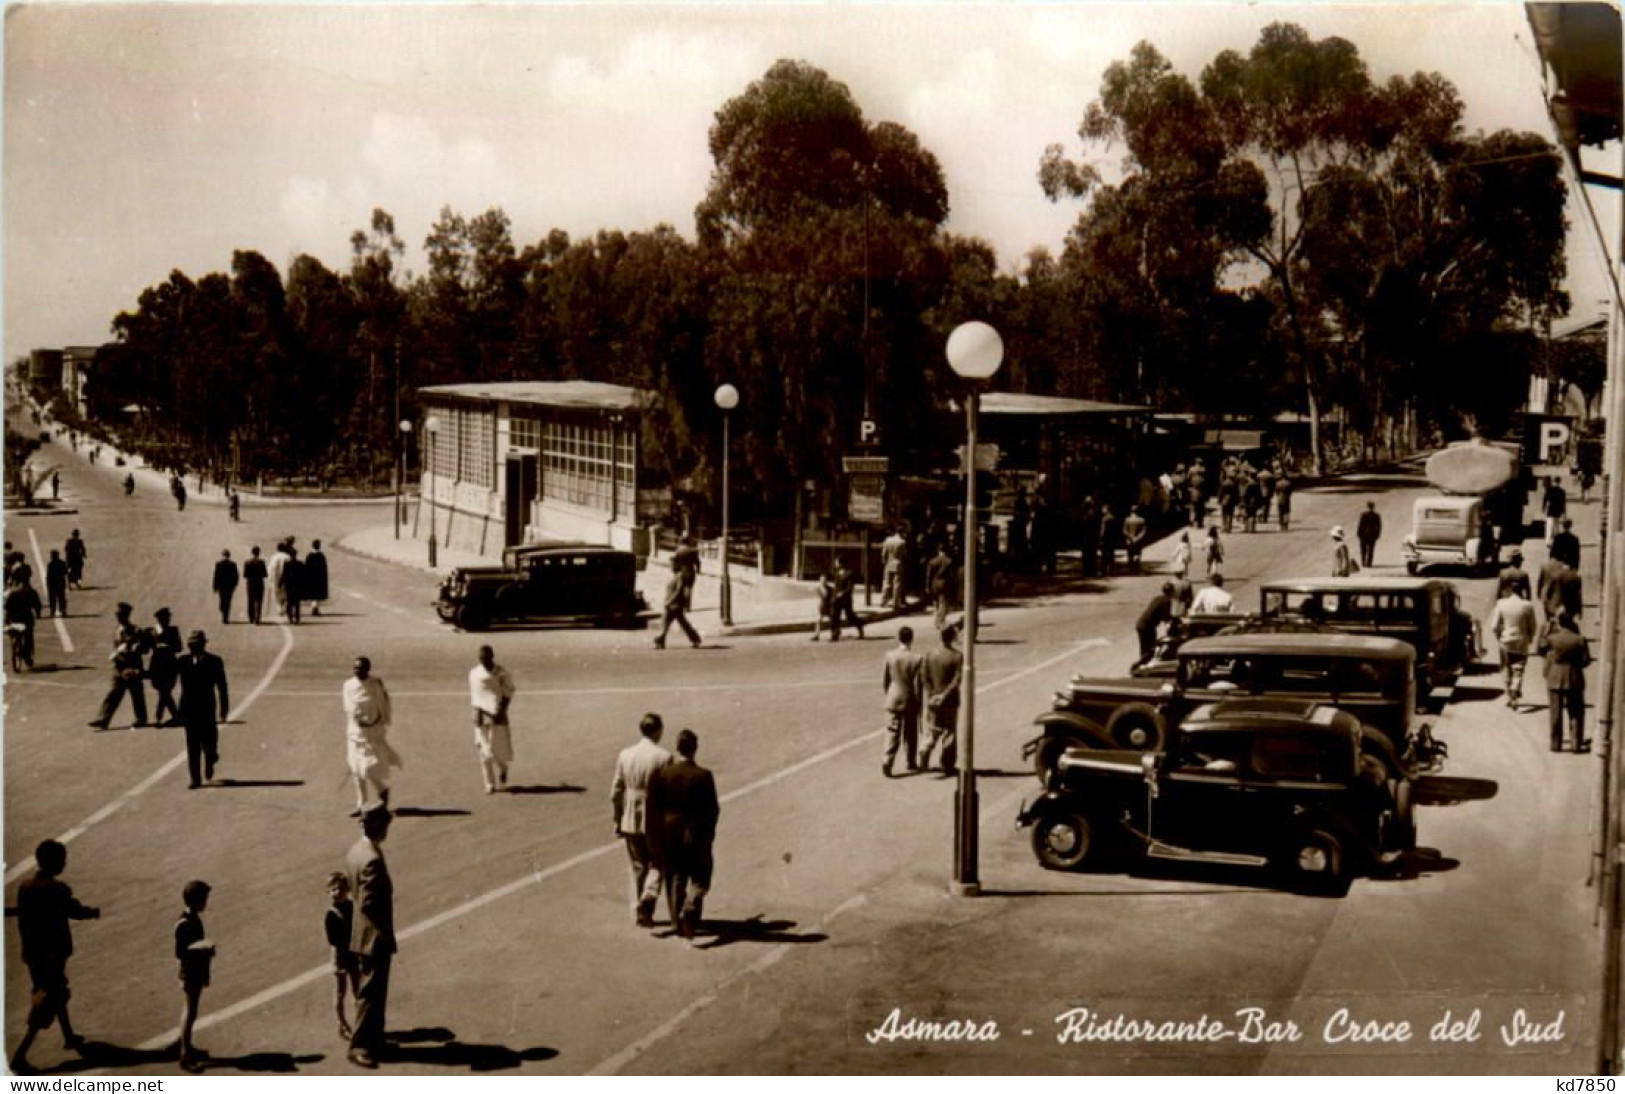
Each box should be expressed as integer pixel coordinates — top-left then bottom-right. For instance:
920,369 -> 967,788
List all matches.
612,712 -> 672,928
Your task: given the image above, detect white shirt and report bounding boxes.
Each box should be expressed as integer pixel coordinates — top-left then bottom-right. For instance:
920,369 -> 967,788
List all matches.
468,662 -> 515,716
343,675 -> 392,738
1190,586 -> 1235,614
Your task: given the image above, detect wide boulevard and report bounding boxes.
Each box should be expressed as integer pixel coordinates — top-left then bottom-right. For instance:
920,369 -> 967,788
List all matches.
2,437 -> 1602,1075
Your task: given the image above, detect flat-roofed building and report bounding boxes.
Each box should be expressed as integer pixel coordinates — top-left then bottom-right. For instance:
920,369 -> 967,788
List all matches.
416,381 -> 653,558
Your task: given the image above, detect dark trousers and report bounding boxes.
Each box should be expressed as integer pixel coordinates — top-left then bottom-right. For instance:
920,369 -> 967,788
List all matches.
884,709 -> 919,771
152,681 -> 179,725
217,588 -> 235,624
47,584 -> 66,617
350,952 -> 392,1056
184,718 -> 219,785
1136,626 -> 1158,666
1359,538 -> 1377,568
656,606 -> 700,647
831,594 -> 863,639
662,833 -> 714,934
94,673 -> 147,726
24,958 -> 70,1031
1549,687 -> 1587,749
246,583 -> 264,624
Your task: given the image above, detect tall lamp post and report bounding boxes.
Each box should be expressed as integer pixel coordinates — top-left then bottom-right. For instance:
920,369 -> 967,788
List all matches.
945,320 -> 1004,898
424,415 -> 440,568
715,384 -> 739,626
395,419 -> 412,539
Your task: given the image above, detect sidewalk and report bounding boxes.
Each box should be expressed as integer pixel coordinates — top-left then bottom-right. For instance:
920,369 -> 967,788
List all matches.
337,523 -> 916,639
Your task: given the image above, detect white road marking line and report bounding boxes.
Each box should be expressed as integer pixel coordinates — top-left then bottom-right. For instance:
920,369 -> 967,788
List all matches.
4,622 -> 297,884
128,637 -> 1107,1051
26,527 -> 73,653
588,892 -> 870,1076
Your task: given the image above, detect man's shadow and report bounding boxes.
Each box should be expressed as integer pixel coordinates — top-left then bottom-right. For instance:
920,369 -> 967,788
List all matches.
503,784 -> 584,796
30,1041 -> 321,1075
384,1027 -> 557,1072
663,914 -> 828,950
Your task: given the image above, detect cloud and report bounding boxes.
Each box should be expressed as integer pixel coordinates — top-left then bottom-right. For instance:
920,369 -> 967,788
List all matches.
545,30 -> 761,116
360,113 -> 511,214
279,175 -> 332,239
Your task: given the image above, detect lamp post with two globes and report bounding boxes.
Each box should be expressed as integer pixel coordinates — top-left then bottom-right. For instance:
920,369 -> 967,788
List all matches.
715,384 -> 739,627
944,320 -> 1004,898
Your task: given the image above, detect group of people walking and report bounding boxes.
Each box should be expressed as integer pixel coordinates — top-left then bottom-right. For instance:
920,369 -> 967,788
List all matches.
880,623 -> 965,777
211,538 -> 329,626
1488,537 -> 1592,752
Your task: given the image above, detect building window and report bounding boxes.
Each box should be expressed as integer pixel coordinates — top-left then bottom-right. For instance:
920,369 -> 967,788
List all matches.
426,404 -> 495,489
540,417 -> 633,517
511,415 -> 541,451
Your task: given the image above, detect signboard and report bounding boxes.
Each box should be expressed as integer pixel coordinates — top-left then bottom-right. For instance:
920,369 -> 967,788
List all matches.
954,443 -> 1001,473
843,456 -> 890,474
848,472 -> 886,524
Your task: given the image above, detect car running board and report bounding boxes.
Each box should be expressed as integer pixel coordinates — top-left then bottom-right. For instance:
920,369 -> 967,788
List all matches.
1145,841 -> 1269,869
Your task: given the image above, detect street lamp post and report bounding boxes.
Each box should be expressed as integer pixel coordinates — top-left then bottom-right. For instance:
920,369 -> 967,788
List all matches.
395,419 -> 412,540
945,320 -> 1004,898
715,384 -> 739,626
424,415 -> 440,568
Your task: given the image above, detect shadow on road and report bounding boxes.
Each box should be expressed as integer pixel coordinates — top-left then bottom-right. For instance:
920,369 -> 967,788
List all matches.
30,1040 -> 172,1074
384,1027 -> 557,1071
392,806 -> 474,818
208,779 -> 306,789
195,1051 -> 325,1074
1451,684 -> 1506,705
1414,775 -> 1499,806
685,915 -> 827,949
504,784 -> 585,796
1377,846 -> 1461,881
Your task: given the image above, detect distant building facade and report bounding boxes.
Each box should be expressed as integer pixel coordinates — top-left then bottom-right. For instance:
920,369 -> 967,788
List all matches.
416,381 -> 654,558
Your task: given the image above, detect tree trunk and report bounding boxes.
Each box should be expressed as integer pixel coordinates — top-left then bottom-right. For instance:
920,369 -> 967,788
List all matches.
1306,379 -> 1324,477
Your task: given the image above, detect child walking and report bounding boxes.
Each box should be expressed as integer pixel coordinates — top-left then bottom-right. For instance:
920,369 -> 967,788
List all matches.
325,872 -> 358,1040
174,880 -> 215,1073
9,840 -> 100,1074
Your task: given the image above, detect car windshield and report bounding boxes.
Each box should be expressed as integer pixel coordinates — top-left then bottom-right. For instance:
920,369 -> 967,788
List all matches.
1249,733 -> 1348,782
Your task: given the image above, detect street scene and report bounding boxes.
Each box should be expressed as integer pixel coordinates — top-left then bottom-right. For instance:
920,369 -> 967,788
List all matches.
3,1 -> 1622,1082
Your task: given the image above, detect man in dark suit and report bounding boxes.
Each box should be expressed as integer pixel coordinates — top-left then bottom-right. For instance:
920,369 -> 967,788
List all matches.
1541,614 -> 1592,753
242,547 -> 267,626
212,550 -> 239,625
1356,502 -> 1382,569
1550,518 -> 1581,570
346,805 -> 396,1069
647,730 -> 720,941
1539,557 -> 1583,630
176,631 -> 229,788
44,550 -> 68,619
920,623 -> 965,775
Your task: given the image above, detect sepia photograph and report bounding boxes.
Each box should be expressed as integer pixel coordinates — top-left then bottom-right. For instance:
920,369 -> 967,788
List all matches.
3,0 -> 1622,1080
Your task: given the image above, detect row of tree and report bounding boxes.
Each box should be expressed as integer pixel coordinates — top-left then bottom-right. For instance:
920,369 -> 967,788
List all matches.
80,24 -> 1579,515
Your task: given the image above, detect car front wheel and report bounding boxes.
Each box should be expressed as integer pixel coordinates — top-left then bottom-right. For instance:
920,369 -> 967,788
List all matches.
1031,811 -> 1096,871
1281,828 -> 1350,894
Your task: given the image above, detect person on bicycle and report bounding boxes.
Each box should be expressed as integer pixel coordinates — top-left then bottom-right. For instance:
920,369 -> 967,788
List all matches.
4,577 -> 42,670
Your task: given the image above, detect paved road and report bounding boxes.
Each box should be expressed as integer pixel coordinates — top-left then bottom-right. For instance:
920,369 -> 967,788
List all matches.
2,442 -> 1603,1075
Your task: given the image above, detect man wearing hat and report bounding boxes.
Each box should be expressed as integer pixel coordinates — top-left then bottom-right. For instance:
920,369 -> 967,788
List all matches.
148,609 -> 183,727
89,603 -> 149,730
345,804 -> 395,1069
176,631 -> 230,789
1498,548 -> 1532,600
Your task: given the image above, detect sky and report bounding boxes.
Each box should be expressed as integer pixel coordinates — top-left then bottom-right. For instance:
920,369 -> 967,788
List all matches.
3,1 -> 1619,362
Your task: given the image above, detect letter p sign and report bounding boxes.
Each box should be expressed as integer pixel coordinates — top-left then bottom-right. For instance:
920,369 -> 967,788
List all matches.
1539,420 -> 1572,464
860,418 -> 878,445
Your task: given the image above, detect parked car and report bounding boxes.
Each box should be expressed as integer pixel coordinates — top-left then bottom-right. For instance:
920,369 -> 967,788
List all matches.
435,542 -> 650,631
1402,495 -> 1492,574
1258,576 -> 1479,693
1130,614 -> 1337,678
1025,633 -> 1442,786
1017,698 -> 1417,893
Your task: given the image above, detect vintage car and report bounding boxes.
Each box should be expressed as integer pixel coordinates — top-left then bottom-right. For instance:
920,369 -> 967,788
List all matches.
1016,699 -> 1417,893
1025,633 -> 1440,786
434,542 -> 650,631
1258,576 -> 1478,693
1130,614 -> 1336,678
